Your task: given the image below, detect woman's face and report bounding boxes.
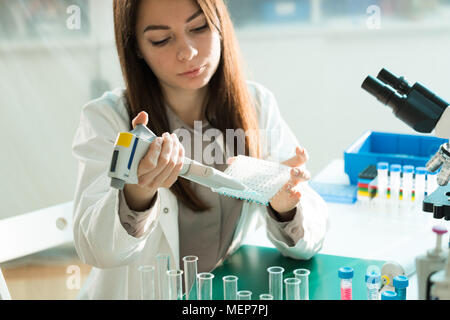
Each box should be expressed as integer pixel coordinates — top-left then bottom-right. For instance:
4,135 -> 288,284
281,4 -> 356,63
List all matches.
135,0 -> 222,92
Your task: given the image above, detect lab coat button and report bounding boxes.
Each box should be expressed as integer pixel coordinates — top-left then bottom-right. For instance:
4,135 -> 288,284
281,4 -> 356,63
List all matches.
163,207 -> 169,214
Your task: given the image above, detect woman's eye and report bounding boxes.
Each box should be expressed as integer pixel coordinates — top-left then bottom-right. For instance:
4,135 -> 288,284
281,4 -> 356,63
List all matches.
191,24 -> 208,33
151,38 -> 169,46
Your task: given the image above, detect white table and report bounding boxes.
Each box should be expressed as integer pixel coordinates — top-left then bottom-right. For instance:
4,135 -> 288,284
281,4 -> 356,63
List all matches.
244,159 -> 450,300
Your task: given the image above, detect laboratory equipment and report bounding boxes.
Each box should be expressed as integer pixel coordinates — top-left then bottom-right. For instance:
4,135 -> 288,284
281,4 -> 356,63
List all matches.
167,270 -> 183,300
237,290 -> 252,300
376,162 -> 389,207
365,265 -> 381,300
338,267 -> 354,300
259,294 -> 273,300
293,268 -> 310,300
414,167 -> 427,208
402,165 -> 414,208
415,225 -> 448,300
138,265 -> 155,300
284,278 -> 300,300
156,253 -> 171,300
222,275 -> 238,300
429,244 -> 450,299
0,268 -> 11,300
381,290 -> 398,300
267,266 -> 284,300
197,272 -> 214,300
183,255 -> 198,300
393,275 -> 409,300
108,124 -> 245,192
381,261 -> 405,292
389,164 -> 401,211
362,68 -> 450,217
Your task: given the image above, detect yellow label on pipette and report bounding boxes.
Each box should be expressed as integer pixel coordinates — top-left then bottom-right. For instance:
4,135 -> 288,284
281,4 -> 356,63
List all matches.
115,132 -> 133,148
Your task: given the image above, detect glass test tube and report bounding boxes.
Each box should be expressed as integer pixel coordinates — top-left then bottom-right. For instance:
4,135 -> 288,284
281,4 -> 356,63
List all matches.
377,162 -> 389,206
138,265 -> 155,300
183,255 -> 198,300
427,171 -> 438,195
389,164 -> 401,211
293,268 -> 310,300
284,278 -> 301,300
167,270 -> 184,300
267,266 -> 284,300
414,167 -> 427,207
259,293 -> 273,300
338,267 -> 353,300
156,253 -> 171,300
402,165 -> 414,207
223,275 -> 238,300
365,265 -> 381,300
237,290 -> 252,300
197,272 -> 214,300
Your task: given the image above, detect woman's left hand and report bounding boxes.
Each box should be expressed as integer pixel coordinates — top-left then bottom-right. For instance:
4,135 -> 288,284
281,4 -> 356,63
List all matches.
269,146 -> 311,216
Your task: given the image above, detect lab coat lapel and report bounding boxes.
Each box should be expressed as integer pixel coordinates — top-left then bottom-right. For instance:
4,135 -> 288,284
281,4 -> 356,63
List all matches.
157,189 -> 180,268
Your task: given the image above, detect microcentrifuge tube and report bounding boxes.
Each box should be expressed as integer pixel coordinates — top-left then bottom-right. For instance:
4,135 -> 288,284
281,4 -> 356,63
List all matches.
414,167 -> 427,207
338,267 -> 353,300
223,275 -> 238,300
138,265 -> 155,300
259,293 -> 273,300
167,270 -> 184,300
376,162 -> 389,206
402,165 -> 414,206
284,278 -> 301,300
197,272 -> 214,300
156,253 -> 171,300
293,268 -> 310,300
381,290 -> 398,300
365,265 -> 381,300
267,266 -> 284,300
427,171 -> 438,195
237,290 -> 252,300
389,164 -> 402,211
183,255 -> 198,300
393,275 -> 409,300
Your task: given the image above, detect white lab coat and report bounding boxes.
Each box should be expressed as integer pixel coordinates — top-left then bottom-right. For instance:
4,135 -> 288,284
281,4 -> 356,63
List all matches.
72,81 -> 329,299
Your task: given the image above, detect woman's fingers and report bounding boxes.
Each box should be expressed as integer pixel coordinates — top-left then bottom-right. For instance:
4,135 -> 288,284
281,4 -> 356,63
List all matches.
282,146 -> 309,167
132,111 -> 148,129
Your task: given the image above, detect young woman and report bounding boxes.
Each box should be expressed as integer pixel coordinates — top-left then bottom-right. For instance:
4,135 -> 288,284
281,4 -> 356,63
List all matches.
72,0 -> 328,299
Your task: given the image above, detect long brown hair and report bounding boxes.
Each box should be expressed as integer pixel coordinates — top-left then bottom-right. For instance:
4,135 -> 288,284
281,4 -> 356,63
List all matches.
113,0 -> 260,211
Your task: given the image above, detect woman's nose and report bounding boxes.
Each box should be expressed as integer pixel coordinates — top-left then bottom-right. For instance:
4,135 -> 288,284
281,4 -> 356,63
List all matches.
176,37 -> 198,62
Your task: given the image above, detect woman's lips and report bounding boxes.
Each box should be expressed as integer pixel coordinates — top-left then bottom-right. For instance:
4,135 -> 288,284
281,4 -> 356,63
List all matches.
178,65 -> 206,78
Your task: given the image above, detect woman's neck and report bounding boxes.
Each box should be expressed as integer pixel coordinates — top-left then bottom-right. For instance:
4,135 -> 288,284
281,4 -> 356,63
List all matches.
162,84 -> 209,127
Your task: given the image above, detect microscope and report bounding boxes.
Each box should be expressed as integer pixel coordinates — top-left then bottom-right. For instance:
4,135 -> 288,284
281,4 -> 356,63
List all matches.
361,68 -> 450,300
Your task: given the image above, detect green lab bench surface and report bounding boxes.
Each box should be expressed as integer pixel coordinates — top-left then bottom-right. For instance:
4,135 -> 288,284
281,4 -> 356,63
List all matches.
211,245 -> 385,300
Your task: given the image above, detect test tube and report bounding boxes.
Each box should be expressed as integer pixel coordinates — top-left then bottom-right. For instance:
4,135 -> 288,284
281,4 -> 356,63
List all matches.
267,266 -> 284,300
156,253 -> 171,300
293,268 -> 310,300
381,290 -> 398,300
223,275 -> 238,300
138,265 -> 155,300
393,275 -> 409,300
427,171 -> 438,195
414,167 -> 427,208
259,293 -> 273,300
183,255 -> 198,300
284,278 -> 301,300
365,265 -> 381,300
197,272 -> 214,300
376,162 -> 389,206
389,164 -> 402,211
237,290 -> 252,300
167,270 -> 184,300
402,165 -> 414,207
338,267 -> 353,300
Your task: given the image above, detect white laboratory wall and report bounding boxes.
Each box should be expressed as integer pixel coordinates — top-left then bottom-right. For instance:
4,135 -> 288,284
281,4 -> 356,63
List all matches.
1,1 -> 450,219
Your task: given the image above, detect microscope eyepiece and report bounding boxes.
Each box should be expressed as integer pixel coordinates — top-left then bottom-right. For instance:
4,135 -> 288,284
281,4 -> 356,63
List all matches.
377,68 -> 411,95
361,75 -> 404,109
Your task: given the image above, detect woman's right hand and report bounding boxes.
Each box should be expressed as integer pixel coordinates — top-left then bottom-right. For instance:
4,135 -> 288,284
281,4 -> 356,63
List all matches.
123,111 -> 185,211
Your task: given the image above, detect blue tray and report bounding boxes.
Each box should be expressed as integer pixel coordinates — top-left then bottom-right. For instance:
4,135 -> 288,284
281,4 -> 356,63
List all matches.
344,131 -> 448,185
